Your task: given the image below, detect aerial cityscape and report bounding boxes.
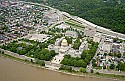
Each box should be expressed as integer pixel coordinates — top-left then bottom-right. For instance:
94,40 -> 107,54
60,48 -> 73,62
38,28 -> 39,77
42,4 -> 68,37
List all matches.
0,0 -> 125,81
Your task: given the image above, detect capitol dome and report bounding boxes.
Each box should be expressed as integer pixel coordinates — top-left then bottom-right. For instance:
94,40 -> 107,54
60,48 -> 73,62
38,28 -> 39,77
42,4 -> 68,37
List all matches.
61,39 -> 68,46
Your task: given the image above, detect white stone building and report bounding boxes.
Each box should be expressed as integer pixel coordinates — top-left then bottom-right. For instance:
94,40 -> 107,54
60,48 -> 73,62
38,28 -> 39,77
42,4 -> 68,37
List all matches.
55,23 -> 70,30
29,34 -> 50,42
65,31 -> 78,38
55,37 -> 65,46
67,48 -> 81,58
93,33 -> 102,43
84,28 -> 96,38
79,41 -> 88,53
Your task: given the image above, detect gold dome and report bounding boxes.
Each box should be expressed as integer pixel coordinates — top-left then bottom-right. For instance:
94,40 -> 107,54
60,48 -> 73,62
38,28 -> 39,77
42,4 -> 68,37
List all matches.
61,39 -> 68,46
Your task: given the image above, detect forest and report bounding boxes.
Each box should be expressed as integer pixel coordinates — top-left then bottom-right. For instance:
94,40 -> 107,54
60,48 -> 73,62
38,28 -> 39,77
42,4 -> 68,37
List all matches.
24,0 -> 125,34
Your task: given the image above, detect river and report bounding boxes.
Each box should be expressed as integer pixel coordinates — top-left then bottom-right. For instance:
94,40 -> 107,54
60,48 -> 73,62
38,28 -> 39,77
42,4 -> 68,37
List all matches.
0,56 -> 122,81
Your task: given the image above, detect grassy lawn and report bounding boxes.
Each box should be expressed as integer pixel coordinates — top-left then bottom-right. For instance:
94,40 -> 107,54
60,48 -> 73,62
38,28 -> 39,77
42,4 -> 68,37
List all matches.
65,20 -> 85,29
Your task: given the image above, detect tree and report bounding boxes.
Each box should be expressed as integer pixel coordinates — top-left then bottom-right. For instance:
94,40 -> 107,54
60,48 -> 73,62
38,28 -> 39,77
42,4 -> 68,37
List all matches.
84,58 -> 89,64
1,25 -> 8,30
108,52 -> 113,56
114,52 -> 117,57
117,61 -> 125,71
20,50 -> 26,55
113,38 -> 118,42
104,53 -> 107,56
123,52 -> 125,57
65,36 -> 72,44
50,50 -> 56,56
80,67 -> 86,73
64,55 -> 71,59
81,50 -> 88,59
91,69 -> 94,73
117,53 -> 121,58
59,65 -> 72,72
71,59 -> 77,66
73,38 -> 81,49
92,59 -> 97,67
40,54 -> 45,60
44,53 -> 52,61
61,58 -> 69,65
73,43 -> 80,49
85,55 -> 92,62
61,55 -> 87,68
35,59 -> 45,66
103,66 -> 106,69
40,60 -> 45,66
110,64 -> 115,69
16,23 -> 20,27
77,60 -> 87,68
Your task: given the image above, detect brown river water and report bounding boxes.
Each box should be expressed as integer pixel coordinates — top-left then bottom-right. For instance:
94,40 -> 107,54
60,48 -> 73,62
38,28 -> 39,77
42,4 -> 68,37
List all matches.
0,56 -> 123,81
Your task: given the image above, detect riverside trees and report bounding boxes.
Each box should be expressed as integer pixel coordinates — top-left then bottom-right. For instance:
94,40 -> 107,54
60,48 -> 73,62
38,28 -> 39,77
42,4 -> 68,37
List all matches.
0,39 -> 57,61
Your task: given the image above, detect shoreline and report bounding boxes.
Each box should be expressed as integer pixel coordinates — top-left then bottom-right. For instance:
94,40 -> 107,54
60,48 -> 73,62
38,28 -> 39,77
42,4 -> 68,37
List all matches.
0,53 -> 124,81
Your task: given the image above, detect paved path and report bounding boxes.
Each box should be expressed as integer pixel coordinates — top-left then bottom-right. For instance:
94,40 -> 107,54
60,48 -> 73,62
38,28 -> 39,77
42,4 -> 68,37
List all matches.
51,53 -> 65,64
0,48 -> 34,61
94,69 -> 125,76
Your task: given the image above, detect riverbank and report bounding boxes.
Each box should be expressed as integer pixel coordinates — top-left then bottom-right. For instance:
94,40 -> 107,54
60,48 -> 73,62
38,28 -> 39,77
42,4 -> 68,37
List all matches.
0,53 -> 125,81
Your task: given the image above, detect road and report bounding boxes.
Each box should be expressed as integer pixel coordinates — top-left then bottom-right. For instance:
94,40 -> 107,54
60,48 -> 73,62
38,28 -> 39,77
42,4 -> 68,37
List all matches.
93,69 -> 125,76
0,48 -> 34,61
86,35 -> 105,72
62,12 -> 125,40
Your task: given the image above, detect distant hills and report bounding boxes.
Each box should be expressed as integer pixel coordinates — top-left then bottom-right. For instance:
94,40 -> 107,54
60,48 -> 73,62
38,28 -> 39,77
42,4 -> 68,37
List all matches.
25,0 -> 125,34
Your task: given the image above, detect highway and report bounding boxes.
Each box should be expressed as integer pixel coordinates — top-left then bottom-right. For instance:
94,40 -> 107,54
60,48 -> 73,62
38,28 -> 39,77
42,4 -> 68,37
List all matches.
62,12 -> 125,40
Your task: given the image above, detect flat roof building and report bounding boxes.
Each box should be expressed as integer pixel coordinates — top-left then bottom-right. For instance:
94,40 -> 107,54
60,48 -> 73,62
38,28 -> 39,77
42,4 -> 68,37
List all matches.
29,34 -> 50,42
84,28 -> 96,38
79,41 -> 88,53
65,31 -> 78,38
55,24 -> 70,30
93,33 -> 102,43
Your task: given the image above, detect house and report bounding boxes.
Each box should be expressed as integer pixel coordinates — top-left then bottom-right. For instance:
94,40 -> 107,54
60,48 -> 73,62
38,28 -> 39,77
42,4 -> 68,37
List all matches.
111,43 -> 121,54
105,36 -> 113,43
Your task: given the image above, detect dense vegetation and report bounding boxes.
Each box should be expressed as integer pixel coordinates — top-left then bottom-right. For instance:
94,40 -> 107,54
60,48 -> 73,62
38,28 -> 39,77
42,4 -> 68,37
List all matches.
61,41 -> 98,68
59,65 -> 72,72
61,55 -> 87,68
73,38 -> 81,49
0,39 -> 57,61
25,0 -> 125,34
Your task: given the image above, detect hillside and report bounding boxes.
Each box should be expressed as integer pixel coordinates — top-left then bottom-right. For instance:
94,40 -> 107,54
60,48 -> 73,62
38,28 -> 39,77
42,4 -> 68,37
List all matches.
25,0 -> 125,34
